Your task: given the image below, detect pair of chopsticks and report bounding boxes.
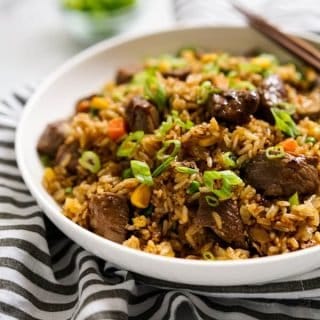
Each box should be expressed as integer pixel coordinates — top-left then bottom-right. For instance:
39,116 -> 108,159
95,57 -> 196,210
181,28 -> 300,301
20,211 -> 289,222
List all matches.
232,3 -> 320,72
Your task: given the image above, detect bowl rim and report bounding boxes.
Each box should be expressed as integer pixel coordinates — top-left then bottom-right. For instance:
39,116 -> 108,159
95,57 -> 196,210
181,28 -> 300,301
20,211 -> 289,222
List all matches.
15,24 -> 320,271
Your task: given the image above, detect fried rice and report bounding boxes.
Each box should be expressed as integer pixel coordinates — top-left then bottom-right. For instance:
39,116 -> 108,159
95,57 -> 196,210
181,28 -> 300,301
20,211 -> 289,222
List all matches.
38,48 -> 320,260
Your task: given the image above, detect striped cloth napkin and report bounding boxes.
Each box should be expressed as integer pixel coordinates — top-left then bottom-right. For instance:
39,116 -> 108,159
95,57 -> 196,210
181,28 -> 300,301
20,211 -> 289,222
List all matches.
1,84 -> 320,319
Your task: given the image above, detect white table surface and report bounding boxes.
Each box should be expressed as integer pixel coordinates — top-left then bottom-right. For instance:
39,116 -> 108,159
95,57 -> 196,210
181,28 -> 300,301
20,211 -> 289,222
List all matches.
0,0 -> 175,97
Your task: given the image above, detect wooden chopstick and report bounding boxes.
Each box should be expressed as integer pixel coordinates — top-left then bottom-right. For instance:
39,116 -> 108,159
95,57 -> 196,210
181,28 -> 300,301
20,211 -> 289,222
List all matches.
232,3 -> 320,72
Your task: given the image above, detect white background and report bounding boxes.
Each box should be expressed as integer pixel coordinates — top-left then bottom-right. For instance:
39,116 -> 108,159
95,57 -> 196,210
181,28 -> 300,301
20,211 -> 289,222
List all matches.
0,0 -> 174,97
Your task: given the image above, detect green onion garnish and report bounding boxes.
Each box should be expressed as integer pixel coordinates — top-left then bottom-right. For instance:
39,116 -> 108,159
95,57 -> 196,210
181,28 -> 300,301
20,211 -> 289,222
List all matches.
89,108 -> 99,117
202,251 -> 215,260
227,70 -> 238,78
203,170 -> 243,201
176,166 -> 199,174
221,152 -> 237,168
265,146 -> 285,159
152,156 -> 174,177
117,131 -> 144,158
122,168 -> 133,179
40,155 -> 51,167
171,111 -> 194,130
65,187 -> 73,194
187,181 -> 200,194
271,108 -> 300,138
156,111 -> 193,137
79,151 -> 101,174
229,80 -> 256,91
276,102 -> 296,115
205,195 -> 219,207
141,204 -> 154,217
239,62 -> 262,74
144,70 -> 167,111
289,192 -> 300,207
203,62 -> 220,74
131,70 -> 149,85
197,81 -> 213,104
130,160 -> 153,186
156,140 -> 181,160
160,54 -> 187,69
156,116 -> 174,137
306,136 -> 317,144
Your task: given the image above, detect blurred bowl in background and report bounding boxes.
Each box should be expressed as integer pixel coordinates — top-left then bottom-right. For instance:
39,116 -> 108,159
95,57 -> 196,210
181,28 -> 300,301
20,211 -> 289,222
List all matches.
60,0 -> 140,44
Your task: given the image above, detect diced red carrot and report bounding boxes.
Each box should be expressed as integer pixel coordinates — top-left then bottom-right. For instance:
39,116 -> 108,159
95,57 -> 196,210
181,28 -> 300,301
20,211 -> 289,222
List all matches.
107,117 -> 127,141
279,138 -> 298,152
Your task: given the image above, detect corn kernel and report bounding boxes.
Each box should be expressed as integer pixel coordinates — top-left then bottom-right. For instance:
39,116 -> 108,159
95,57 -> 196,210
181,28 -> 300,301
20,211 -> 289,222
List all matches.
251,56 -> 272,69
91,97 -> 109,109
44,168 -> 55,181
130,184 -> 151,209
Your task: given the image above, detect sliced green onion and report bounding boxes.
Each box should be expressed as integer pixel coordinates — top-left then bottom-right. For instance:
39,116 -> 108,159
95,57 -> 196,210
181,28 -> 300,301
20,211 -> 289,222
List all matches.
239,62 -> 262,74
227,70 -> 238,78
65,187 -> 73,194
221,152 -> 237,168
197,81 -> 213,104
265,146 -> 285,159
229,80 -> 256,91
171,111 -> 194,129
203,170 -> 243,201
216,53 -> 230,67
40,155 -> 51,167
141,204 -> 154,216
79,151 -> 101,174
144,70 -> 167,111
187,181 -> 200,194
205,195 -> 219,207
202,251 -> 215,260
155,111 -> 193,137
276,102 -> 296,115
117,131 -> 144,158
271,108 -> 300,138
131,70 -> 149,85
130,160 -> 153,186
152,156 -> 174,177
289,192 -> 300,206
112,91 -> 125,102
122,168 -> 133,179
203,62 -> 220,74
161,54 -> 187,69
156,140 -> 181,160
89,108 -> 99,117
156,116 -> 174,137
306,136 -> 317,144
176,166 -> 199,174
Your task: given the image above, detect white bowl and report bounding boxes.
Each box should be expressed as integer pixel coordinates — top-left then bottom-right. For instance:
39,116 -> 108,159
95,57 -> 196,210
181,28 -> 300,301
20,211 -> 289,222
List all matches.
16,26 -> 320,286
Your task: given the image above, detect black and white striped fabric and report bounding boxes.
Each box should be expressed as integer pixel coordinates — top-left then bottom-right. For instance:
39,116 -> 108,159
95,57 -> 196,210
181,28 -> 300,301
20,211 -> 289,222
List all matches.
1,88 -> 320,320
